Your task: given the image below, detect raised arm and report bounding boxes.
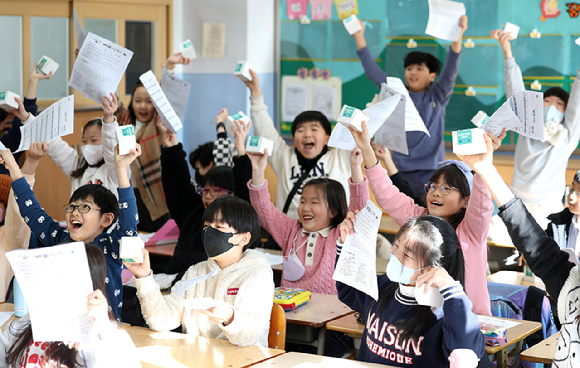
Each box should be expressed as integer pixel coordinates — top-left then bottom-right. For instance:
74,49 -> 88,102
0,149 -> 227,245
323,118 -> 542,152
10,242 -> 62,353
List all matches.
232,119 -> 252,202
458,134 -> 574,301
352,21 -> 387,89
491,29 -> 525,97
563,60 -> 580,151
101,93 -> 120,189
213,108 -> 236,166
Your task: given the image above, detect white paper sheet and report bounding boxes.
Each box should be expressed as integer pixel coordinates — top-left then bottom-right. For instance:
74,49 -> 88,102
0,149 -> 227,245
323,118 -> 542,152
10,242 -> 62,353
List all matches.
483,91 -> 544,140
383,78 -> 430,136
374,94 -> 409,155
311,84 -> 336,120
202,22 -> 226,58
161,67 -> 191,122
283,83 -> 309,122
333,200 -> 382,301
69,32 -> 133,106
265,253 -> 284,266
139,70 -> 183,133
16,95 -> 74,152
6,242 -> 94,344
425,0 -> 466,42
73,9 -> 86,49
124,273 -> 177,290
328,94 -> 401,151
478,315 -> 521,329
174,267 -> 220,309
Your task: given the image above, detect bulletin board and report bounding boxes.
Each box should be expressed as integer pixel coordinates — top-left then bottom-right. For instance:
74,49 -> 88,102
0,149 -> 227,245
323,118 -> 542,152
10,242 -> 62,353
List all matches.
278,0 -> 580,146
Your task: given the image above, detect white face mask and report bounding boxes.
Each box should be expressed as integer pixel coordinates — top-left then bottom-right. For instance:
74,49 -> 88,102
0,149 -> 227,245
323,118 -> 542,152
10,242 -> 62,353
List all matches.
81,144 -> 103,166
543,106 -> 565,144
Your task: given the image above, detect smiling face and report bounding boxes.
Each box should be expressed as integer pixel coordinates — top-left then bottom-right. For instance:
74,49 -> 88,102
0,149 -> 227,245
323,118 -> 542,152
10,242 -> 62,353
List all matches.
405,63 -> 436,93
298,185 -> 334,233
82,125 -> 102,146
425,175 -> 468,221
131,86 -> 155,123
293,121 -> 330,159
66,196 -> 113,243
569,180 -> 580,215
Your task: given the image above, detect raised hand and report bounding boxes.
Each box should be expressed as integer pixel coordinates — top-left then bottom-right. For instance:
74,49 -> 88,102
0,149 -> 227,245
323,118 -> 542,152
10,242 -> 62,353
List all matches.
233,119 -> 251,155
165,52 -> 191,70
243,69 -> 262,97
486,128 -> 507,151
30,62 -> 53,81
0,149 -> 22,181
115,143 -> 142,170
215,108 -> 229,124
102,93 -> 118,124
123,248 -> 152,279
28,141 -> 48,160
456,131 -> 493,172
248,150 -> 269,186
7,98 -> 30,122
490,29 -> 514,59
339,211 -> 357,243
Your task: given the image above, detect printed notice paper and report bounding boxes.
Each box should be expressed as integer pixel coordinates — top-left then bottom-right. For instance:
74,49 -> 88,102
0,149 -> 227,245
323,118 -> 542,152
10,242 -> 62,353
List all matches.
382,78 -> 430,136
6,242 -> 94,344
69,32 -> 133,106
16,95 -> 74,152
139,70 -> 183,133
202,23 -> 226,58
425,0 -> 466,42
328,93 -> 402,151
333,200 -> 382,301
161,67 -> 191,122
73,9 -> 86,49
483,91 -> 544,140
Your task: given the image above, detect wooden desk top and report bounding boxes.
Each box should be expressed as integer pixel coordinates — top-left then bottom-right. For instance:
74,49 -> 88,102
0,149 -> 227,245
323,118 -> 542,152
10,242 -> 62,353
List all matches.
285,293 -> 354,328
251,352 -> 395,367
126,326 -> 284,368
487,271 -> 546,291
379,215 -> 400,235
326,313 -> 364,336
520,331 -> 559,364
485,318 -> 542,354
146,243 -> 177,257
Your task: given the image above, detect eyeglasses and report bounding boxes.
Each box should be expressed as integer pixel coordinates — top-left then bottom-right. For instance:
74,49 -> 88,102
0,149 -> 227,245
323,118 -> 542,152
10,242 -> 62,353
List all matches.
197,187 -> 233,197
63,204 -> 102,214
424,182 -> 458,196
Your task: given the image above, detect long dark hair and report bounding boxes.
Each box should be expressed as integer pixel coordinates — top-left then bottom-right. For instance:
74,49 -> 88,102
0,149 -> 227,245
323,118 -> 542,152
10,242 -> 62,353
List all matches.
379,216 -> 465,346
426,165 -> 471,229
5,245 -> 114,368
302,178 -> 347,229
127,80 -> 145,126
71,119 -> 105,179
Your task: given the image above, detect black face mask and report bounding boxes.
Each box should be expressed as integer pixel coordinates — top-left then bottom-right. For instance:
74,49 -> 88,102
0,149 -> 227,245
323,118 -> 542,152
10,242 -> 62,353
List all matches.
202,226 -> 237,258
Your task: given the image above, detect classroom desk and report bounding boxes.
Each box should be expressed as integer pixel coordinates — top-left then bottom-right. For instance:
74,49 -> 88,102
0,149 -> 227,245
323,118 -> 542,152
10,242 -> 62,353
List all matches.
486,271 -> 546,291
251,352 -> 396,368
379,214 -> 399,234
126,326 -> 284,368
285,293 -> 354,356
327,313 -> 542,368
519,331 -> 559,364
146,242 -> 177,257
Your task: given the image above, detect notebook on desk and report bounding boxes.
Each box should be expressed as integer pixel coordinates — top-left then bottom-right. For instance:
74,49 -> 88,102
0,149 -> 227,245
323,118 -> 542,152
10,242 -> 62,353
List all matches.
145,219 -> 180,246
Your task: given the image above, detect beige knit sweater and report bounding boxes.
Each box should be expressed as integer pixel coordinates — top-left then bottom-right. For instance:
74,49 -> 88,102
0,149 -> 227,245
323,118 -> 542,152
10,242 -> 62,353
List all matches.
135,249 -> 274,347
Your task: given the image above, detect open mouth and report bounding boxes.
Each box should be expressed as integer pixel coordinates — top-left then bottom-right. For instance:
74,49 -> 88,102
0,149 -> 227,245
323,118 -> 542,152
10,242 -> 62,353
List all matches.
70,219 -> 82,230
430,200 -> 443,207
302,215 -> 313,222
303,142 -> 314,151
138,112 -> 150,119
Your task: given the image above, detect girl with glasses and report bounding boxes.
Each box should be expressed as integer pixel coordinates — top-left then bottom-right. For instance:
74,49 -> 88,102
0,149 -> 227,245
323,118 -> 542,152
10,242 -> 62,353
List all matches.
349,122 -> 494,317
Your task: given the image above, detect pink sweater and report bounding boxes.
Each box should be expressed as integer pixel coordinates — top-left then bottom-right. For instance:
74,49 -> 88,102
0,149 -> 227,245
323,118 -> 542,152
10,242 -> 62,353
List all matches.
366,164 -> 493,316
249,177 -> 370,295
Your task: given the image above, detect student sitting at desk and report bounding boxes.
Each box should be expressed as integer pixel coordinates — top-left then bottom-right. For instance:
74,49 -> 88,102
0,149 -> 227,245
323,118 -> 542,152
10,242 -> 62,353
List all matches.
458,133 -> 580,368
127,196 -> 274,347
336,215 -> 485,367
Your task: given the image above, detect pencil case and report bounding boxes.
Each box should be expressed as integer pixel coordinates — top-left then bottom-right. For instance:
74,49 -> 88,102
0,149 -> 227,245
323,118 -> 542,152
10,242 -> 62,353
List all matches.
480,323 -> 507,346
273,287 -> 311,311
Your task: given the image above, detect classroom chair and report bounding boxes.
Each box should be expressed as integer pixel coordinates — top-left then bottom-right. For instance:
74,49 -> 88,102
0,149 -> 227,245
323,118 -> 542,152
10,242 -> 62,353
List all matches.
268,303 -> 286,350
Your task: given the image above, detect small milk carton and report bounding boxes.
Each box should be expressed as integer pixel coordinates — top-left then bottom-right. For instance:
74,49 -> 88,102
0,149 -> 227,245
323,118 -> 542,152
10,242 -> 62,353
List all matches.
37,55 -> 59,76
337,105 -> 368,132
116,125 -> 136,156
342,14 -> 362,35
500,22 -> 520,39
523,265 -> 541,282
0,91 -> 20,111
452,128 -> 487,156
180,39 -> 197,59
471,111 -> 489,128
246,136 -> 273,156
234,61 -> 253,82
226,111 -> 251,135
120,237 -> 145,263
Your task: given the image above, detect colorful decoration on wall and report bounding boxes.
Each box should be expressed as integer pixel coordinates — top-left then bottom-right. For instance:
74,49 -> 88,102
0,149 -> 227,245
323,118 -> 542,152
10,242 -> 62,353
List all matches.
565,2 -> 580,18
333,0 -> 358,19
310,68 -> 320,79
540,0 -> 561,21
297,67 -> 309,79
287,0 -> 308,19
320,69 -> 332,79
310,0 -> 333,20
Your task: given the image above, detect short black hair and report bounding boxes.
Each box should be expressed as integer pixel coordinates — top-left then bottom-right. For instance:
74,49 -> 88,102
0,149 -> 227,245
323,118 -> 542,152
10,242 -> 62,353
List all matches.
544,87 -> 569,108
189,142 -> 214,171
302,178 -> 347,228
291,111 -> 332,137
202,196 -> 262,251
404,51 -> 442,75
202,166 -> 235,191
428,165 -> 471,230
69,184 -> 120,224
0,108 -> 7,123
